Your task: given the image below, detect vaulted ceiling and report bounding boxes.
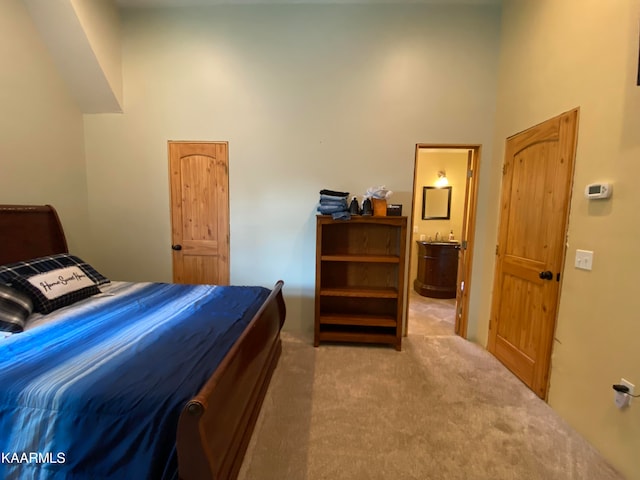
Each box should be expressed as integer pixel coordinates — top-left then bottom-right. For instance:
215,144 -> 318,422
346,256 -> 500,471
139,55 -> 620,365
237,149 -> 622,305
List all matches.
23,0 -> 501,114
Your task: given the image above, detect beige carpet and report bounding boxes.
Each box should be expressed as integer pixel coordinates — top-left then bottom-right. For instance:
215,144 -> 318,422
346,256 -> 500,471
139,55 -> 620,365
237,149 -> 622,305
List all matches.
238,293 -> 623,480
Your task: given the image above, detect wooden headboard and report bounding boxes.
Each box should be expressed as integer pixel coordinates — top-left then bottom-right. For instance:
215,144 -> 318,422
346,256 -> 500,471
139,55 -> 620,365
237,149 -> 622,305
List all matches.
0,205 -> 68,265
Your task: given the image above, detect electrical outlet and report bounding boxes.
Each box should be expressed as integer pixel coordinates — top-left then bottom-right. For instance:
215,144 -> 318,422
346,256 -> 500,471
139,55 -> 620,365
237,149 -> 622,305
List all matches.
575,249 -> 593,270
614,378 -> 635,409
621,378 -> 635,405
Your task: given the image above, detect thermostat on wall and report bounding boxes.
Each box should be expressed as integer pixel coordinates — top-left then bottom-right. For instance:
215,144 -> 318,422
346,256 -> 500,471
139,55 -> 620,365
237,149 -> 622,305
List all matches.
584,183 -> 612,200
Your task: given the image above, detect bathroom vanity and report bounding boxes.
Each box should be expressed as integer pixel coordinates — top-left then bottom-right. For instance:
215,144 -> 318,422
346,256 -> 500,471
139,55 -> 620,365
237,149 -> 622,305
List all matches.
414,240 -> 460,299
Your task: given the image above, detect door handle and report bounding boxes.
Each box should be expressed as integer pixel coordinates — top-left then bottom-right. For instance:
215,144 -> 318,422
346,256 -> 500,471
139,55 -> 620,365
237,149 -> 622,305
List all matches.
539,270 -> 553,280
171,244 -> 182,251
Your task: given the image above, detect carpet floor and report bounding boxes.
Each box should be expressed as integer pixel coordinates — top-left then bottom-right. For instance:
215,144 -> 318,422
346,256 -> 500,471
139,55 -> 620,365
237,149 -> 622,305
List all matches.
238,293 -> 623,480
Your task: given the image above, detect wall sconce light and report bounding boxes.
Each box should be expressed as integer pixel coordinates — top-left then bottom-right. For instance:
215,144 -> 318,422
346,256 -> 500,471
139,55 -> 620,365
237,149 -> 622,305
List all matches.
435,170 -> 449,187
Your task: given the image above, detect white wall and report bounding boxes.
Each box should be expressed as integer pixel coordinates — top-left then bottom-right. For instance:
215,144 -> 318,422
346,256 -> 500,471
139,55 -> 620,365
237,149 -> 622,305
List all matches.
0,0 -> 91,256
83,4 -> 501,336
484,0 -> 640,477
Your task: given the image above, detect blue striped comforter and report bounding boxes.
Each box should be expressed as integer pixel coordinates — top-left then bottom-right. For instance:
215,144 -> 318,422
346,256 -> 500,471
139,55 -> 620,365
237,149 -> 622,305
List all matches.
0,282 -> 271,480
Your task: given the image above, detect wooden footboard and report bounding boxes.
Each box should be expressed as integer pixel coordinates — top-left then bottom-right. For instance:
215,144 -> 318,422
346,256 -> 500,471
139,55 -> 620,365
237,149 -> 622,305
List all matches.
177,280 -> 286,480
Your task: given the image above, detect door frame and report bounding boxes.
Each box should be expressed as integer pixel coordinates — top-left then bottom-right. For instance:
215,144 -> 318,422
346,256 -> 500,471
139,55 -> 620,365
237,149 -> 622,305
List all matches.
406,144 -> 481,338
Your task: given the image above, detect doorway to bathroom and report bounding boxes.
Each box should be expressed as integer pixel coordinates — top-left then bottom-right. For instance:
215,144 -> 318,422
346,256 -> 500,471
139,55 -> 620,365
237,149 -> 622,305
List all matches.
406,145 -> 480,338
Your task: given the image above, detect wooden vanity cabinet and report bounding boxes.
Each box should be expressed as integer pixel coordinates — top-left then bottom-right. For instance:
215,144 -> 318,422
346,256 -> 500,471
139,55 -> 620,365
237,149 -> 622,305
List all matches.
314,216 -> 407,351
413,241 -> 459,299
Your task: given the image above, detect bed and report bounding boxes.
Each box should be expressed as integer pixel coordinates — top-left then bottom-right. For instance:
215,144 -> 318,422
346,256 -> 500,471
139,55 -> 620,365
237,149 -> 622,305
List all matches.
0,204 -> 286,480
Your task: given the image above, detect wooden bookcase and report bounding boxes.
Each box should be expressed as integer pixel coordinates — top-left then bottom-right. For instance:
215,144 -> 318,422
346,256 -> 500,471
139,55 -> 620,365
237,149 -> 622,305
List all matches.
314,215 -> 408,351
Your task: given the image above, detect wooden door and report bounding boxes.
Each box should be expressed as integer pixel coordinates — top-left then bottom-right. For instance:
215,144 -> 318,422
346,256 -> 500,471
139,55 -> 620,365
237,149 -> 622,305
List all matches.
169,141 -> 230,285
454,148 -> 479,337
488,109 -> 578,399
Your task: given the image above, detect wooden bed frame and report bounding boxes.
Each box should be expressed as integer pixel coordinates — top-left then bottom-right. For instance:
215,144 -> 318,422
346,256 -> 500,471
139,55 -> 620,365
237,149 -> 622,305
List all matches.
0,204 -> 286,480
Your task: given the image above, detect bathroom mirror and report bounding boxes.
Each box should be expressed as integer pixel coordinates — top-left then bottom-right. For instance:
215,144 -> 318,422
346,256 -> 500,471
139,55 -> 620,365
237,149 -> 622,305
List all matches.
422,186 -> 452,220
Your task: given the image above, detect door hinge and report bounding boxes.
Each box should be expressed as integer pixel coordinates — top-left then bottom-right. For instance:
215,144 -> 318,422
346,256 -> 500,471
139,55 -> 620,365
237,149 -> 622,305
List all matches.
461,240 -> 468,249
467,169 -> 473,178
495,244 -> 499,255
502,164 -> 507,175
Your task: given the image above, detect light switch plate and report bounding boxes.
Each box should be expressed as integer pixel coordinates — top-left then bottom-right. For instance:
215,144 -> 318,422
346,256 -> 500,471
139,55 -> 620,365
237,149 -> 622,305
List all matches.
575,249 -> 593,270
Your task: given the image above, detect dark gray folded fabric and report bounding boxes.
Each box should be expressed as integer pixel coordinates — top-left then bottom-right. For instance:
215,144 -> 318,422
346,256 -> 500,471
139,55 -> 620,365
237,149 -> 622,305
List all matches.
319,189 -> 349,197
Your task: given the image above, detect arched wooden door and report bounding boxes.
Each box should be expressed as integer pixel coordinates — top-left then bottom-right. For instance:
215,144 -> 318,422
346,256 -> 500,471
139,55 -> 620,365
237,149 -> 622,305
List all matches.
168,141 -> 230,285
488,109 -> 578,399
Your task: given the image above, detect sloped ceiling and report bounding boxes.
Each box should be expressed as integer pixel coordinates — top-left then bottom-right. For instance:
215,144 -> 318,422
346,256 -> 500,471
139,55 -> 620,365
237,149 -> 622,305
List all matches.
23,0 -> 123,114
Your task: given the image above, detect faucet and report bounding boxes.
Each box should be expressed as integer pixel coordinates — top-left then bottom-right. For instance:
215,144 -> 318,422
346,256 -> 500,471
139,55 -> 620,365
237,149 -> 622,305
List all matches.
434,232 -> 439,241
